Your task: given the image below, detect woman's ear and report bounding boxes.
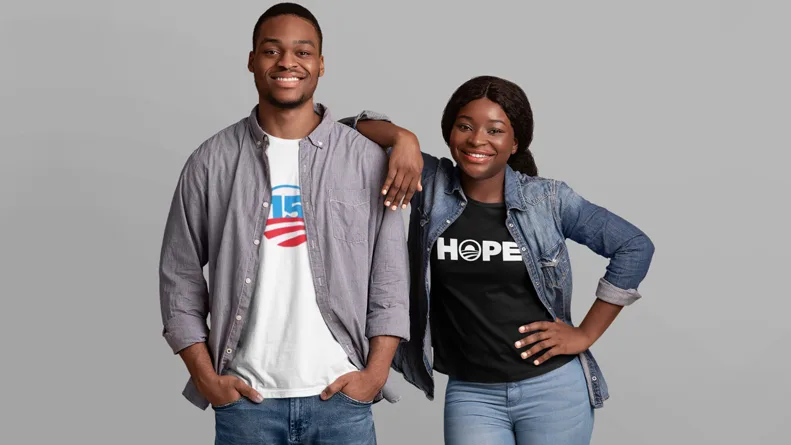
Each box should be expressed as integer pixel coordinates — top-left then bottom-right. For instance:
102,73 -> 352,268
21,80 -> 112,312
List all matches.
512,138 -> 518,155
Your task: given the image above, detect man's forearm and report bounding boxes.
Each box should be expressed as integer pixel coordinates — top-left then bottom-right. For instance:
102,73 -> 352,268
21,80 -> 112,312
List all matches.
356,120 -> 411,149
362,335 -> 400,385
579,298 -> 624,345
178,342 -> 217,390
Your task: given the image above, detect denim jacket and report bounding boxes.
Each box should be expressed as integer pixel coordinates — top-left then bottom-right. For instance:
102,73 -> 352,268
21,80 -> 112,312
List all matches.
343,113 -> 655,408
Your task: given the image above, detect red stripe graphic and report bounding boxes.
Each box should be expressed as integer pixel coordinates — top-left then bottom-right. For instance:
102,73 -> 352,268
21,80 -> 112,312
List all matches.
264,217 -> 307,247
277,234 -> 307,247
264,224 -> 305,239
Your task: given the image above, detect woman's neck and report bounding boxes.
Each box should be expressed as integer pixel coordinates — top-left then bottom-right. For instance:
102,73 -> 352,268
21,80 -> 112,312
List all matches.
460,169 -> 506,204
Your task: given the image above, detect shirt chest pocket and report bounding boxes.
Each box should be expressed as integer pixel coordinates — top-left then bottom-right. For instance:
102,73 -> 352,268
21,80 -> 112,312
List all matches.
330,188 -> 370,244
538,240 -> 571,289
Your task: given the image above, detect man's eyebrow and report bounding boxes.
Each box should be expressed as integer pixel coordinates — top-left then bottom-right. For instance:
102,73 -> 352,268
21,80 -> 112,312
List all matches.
258,38 -> 316,48
294,39 -> 316,48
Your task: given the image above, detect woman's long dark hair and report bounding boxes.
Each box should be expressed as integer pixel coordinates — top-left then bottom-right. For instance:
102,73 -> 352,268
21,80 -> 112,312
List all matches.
441,75 -> 538,176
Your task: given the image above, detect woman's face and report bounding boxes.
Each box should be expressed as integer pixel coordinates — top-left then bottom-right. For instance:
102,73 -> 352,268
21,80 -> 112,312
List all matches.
448,98 -> 517,182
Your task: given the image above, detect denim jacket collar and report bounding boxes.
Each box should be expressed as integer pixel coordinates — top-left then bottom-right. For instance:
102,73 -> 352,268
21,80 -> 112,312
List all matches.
443,164 -> 529,212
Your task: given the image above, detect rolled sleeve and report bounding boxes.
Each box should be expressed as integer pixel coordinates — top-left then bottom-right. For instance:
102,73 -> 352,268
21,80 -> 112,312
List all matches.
366,304 -> 410,340
162,313 -> 210,354
595,278 -> 642,306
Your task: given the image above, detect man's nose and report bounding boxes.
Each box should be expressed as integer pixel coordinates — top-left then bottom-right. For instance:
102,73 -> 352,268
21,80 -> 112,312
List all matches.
277,52 -> 297,69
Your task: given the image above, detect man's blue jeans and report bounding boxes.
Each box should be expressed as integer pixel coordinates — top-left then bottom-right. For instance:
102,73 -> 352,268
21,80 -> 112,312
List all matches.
214,392 -> 376,444
444,357 -> 595,445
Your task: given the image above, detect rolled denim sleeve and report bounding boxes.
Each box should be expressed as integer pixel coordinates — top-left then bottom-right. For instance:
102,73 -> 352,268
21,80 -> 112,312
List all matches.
338,110 -> 396,156
555,180 -> 655,306
159,151 -> 211,354
363,143 -> 410,341
338,110 -> 392,129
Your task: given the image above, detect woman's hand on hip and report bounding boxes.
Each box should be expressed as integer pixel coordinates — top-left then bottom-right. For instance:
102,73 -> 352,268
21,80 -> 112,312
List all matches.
514,319 -> 593,365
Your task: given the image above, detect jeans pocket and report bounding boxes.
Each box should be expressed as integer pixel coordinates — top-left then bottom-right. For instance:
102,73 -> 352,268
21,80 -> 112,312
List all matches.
337,391 -> 374,406
212,397 -> 245,410
329,188 -> 370,244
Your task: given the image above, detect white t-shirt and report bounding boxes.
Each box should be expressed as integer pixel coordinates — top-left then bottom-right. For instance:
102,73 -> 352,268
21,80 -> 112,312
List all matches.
226,133 -> 357,398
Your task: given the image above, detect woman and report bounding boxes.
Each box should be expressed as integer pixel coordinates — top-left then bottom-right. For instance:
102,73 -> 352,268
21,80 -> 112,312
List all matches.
345,75 -> 654,445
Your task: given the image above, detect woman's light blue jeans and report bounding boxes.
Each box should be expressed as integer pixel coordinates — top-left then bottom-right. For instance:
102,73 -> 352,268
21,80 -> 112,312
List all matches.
444,357 -> 594,445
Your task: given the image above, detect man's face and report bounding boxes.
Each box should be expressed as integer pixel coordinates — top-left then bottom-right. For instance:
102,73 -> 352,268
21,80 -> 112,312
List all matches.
249,15 -> 324,109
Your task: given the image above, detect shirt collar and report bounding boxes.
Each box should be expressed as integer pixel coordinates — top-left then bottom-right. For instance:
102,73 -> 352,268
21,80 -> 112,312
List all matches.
247,102 -> 333,149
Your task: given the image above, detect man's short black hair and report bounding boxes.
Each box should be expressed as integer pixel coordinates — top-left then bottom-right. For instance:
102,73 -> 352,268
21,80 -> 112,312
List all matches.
252,2 -> 323,53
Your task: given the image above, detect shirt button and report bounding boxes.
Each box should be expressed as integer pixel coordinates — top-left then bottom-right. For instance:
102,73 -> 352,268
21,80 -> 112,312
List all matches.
245,278 -> 251,284
263,202 -> 269,208
521,247 -> 526,251
254,239 -> 260,245
226,348 -> 233,354
591,376 -> 598,381
235,315 -> 242,321
318,141 -> 323,146
445,220 -> 450,224
427,248 -> 431,252
460,202 -> 466,206
508,223 -> 514,227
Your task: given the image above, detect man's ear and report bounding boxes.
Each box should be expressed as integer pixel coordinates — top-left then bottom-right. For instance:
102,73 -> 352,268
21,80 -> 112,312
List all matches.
248,51 -> 255,73
319,55 -> 325,77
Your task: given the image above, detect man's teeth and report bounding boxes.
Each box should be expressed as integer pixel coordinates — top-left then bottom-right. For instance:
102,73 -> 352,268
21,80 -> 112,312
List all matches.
276,77 -> 300,81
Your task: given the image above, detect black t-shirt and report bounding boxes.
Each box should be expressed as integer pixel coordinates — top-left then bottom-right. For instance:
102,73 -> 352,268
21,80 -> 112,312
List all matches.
429,198 -> 574,383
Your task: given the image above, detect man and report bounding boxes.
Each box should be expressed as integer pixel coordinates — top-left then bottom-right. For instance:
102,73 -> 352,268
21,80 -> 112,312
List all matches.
158,3 -> 419,443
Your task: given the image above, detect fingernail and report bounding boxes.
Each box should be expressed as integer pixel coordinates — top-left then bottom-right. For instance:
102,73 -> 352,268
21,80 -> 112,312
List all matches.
391,206 -> 397,211
255,395 -> 263,402
533,360 -> 539,366
514,341 -> 521,348
521,352 -> 527,359
384,201 -> 390,207
382,189 -> 388,195
402,204 -> 407,209
519,327 -> 526,333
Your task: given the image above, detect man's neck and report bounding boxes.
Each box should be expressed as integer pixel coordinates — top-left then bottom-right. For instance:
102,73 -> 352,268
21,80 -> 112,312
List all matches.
257,99 -> 322,140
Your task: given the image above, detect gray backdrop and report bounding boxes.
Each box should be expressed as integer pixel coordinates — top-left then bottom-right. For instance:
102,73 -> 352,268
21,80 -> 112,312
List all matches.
2,0 -> 789,443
